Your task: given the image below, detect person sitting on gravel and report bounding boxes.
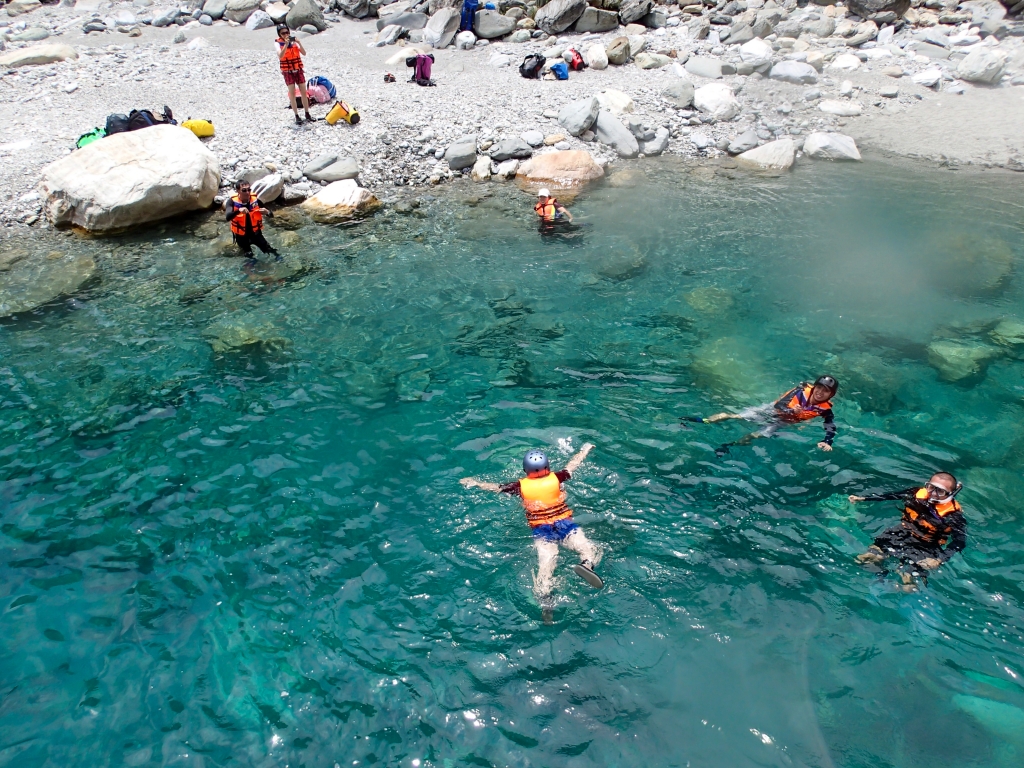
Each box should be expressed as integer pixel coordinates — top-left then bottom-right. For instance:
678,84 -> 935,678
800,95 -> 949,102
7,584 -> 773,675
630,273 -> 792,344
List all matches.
276,25 -> 314,125
534,188 -> 573,225
225,181 -> 279,261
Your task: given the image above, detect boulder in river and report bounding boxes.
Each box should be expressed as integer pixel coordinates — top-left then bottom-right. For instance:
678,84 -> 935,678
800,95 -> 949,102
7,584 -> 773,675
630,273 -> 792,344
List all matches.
203,312 -> 290,353
0,44 -> 78,68
515,150 -> 604,192
42,125 -> 220,232
535,0 -> 587,34
0,252 -> 96,318
991,319 -> 1024,348
926,339 -> 1000,382
735,138 -> 795,171
639,127 -> 669,157
301,179 -> 382,223
803,132 -> 861,161
693,83 -> 740,120
728,130 -> 759,155
445,135 -> 478,170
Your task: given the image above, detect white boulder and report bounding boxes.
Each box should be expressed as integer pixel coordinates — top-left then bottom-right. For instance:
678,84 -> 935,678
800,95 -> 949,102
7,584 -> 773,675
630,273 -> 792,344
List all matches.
818,99 -> 863,116
596,89 -> 634,115
829,53 -> 861,71
803,132 -> 861,161
735,138 -> 796,171
694,83 -> 740,121
956,48 -> 1006,84
42,125 -> 220,232
585,43 -> 608,70
301,180 -> 382,223
739,38 -> 773,68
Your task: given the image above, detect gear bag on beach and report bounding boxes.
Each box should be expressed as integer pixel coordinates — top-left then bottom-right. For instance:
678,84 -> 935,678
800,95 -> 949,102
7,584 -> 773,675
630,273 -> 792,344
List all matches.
566,48 -> 586,71
307,84 -> 331,103
105,113 -> 130,135
549,61 -> 568,80
519,54 -> 545,79
306,75 -> 336,99
460,0 -> 478,31
406,53 -> 434,85
76,127 -> 106,149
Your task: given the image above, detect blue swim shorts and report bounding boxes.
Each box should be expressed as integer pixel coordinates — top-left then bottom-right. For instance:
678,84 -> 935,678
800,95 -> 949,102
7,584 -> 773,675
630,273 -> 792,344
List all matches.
531,518 -> 579,542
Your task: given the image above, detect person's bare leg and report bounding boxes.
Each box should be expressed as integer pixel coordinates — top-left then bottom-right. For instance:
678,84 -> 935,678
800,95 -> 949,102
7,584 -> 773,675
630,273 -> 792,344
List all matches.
287,83 -> 299,118
533,539 -> 559,600
297,82 -> 312,118
562,528 -> 600,567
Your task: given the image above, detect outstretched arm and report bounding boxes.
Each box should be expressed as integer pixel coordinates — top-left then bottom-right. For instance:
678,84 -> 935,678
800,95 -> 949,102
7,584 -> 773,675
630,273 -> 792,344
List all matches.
849,488 -> 918,503
460,477 -> 502,492
564,443 -> 594,475
818,411 -> 836,452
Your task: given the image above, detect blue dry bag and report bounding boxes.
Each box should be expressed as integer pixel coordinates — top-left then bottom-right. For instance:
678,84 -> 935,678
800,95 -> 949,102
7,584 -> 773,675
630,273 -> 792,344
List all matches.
550,61 -> 569,80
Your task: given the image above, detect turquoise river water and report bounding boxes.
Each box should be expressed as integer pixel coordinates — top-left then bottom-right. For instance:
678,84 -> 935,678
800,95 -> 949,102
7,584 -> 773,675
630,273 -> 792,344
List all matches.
1,159 -> 1024,768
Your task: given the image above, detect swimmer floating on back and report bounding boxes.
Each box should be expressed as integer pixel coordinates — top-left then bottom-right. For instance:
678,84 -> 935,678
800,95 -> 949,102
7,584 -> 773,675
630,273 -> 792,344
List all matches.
850,472 -> 966,588
461,444 -> 602,623
684,375 -> 839,456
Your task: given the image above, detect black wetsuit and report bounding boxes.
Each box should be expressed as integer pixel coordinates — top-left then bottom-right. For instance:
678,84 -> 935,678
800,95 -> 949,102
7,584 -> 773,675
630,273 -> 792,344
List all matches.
862,487 -> 966,564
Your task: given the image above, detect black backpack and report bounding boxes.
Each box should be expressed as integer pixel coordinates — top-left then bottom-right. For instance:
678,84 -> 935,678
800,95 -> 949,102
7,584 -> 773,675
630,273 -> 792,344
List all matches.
105,113 -> 130,135
127,109 -> 161,131
519,54 -> 545,79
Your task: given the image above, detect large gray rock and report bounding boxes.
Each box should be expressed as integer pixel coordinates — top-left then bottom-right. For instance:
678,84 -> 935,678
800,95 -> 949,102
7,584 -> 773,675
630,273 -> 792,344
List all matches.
956,48 -> 1006,84
618,0 -> 652,24
685,56 -> 723,79
287,0 -> 327,30
729,23 -> 755,45
769,60 -> 818,84
5,0 -> 42,15
306,157 -> 360,182
727,130 -> 759,154
662,80 -> 694,108
635,52 -> 670,69
0,44 -> 78,68
575,6 -> 618,32
474,9 -> 515,38
42,125 -> 220,232
639,126 -> 669,156
376,11 -> 427,30
303,153 -> 338,175
489,137 -> 533,161
558,96 -> 600,136
606,36 -> 629,65
12,26 -> 49,41
803,17 -> 835,37
224,0 -> 260,23
245,10 -> 274,29
846,0 -> 910,20
202,0 -> 227,19
593,111 -> 640,158
535,0 -> 587,34
337,0 -> 370,18
426,6 -> 460,48
151,6 -> 180,25
445,135 -> 478,170
803,132 -> 861,161
0,252 -> 96,319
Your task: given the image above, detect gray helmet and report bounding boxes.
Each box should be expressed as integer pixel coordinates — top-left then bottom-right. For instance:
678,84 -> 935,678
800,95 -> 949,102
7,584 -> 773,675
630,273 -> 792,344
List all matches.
523,450 -> 550,474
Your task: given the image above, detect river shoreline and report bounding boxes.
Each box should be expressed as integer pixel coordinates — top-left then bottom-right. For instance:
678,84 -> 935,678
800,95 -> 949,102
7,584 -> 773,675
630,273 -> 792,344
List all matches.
2,1 -> 1024,236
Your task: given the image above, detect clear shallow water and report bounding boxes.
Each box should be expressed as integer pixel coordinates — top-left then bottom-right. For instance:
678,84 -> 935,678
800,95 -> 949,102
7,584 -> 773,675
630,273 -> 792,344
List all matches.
2,159 -> 1024,768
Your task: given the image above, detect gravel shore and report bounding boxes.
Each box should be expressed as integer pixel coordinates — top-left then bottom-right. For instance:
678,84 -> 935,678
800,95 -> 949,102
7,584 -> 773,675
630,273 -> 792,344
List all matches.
2,0 -> 1024,231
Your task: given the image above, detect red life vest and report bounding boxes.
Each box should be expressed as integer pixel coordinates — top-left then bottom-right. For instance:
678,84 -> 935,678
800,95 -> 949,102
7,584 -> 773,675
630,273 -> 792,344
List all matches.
277,38 -> 303,74
229,195 -> 263,237
519,472 -> 572,527
902,488 -> 962,547
776,384 -> 832,423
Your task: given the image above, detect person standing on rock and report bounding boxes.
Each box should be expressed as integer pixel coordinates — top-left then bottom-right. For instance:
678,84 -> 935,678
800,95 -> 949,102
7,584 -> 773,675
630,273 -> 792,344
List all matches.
684,375 -> 839,456
460,444 -> 604,624
225,180 -> 280,261
534,188 -> 573,229
276,25 -> 314,125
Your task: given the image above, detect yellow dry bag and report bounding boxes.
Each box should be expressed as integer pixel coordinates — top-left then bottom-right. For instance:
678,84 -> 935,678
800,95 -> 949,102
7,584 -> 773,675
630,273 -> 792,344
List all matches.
326,101 -> 360,126
182,119 -> 215,138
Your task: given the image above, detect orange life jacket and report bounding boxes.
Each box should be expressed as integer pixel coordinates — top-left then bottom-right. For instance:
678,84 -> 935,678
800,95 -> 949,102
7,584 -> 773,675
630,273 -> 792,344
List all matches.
901,487 -> 962,547
229,195 -> 263,237
277,38 -> 303,73
776,384 -> 832,423
534,199 -> 559,222
520,471 -> 572,527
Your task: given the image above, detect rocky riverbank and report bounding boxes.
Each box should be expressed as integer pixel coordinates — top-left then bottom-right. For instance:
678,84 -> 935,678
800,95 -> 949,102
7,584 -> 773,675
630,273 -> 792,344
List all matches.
1,0 -> 1024,233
